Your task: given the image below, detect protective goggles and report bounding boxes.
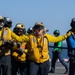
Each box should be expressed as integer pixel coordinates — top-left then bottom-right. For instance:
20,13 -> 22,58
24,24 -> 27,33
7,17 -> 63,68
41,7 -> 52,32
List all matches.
34,25 -> 44,30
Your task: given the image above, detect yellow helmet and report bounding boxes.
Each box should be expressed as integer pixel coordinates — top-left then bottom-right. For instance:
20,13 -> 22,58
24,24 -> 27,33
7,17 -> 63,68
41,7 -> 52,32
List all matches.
15,23 -> 25,29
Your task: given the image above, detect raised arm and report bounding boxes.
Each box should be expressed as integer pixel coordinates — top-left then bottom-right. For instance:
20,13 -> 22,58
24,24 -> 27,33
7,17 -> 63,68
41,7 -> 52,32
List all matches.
45,32 -> 72,43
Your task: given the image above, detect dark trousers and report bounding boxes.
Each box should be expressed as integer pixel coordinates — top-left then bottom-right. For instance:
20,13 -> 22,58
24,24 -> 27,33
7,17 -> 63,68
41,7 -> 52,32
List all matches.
11,56 -> 27,75
28,60 -> 50,75
69,59 -> 75,75
0,55 -> 11,75
50,51 -> 68,72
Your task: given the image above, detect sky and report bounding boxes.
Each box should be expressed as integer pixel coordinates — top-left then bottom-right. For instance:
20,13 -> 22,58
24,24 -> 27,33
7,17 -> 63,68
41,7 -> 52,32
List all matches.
0,0 -> 75,36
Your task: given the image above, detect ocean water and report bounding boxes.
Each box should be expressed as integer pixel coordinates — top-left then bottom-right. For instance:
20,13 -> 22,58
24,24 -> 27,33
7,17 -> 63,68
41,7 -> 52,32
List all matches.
49,43 -> 69,59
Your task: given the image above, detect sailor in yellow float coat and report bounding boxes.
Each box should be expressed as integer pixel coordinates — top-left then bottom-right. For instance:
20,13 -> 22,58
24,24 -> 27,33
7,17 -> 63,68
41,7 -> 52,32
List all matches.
0,16 -> 12,75
11,23 -> 28,75
23,22 -> 73,75
11,23 -> 27,62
